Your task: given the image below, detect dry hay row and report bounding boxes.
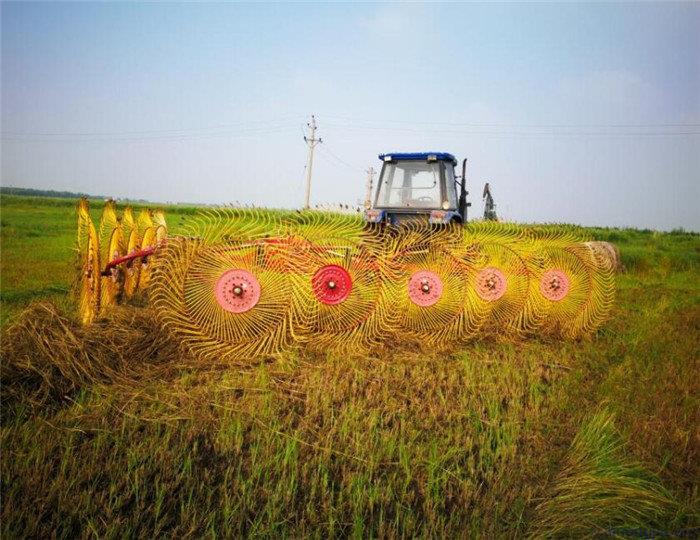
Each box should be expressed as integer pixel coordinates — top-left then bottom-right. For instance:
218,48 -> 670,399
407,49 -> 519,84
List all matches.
0,302 -> 185,415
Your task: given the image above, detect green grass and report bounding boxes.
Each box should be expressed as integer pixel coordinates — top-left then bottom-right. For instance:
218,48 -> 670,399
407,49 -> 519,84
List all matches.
1,194 -> 698,537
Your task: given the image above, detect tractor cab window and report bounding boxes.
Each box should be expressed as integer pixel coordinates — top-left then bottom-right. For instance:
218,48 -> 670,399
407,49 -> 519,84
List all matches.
375,161 -> 442,208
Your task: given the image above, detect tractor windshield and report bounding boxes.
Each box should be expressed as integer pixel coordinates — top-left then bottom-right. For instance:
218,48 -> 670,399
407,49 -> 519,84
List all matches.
375,161 -> 442,209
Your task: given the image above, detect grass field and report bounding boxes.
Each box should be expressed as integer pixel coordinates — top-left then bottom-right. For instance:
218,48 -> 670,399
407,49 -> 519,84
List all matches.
1,194 -> 698,537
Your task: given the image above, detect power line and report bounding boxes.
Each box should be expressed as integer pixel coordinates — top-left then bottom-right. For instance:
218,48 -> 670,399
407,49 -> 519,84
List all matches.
0,116 -> 306,138
316,150 -> 362,177
318,113 -> 700,129
321,122 -> 700,137
5,113 -> 697,142
1,124 -> 300,143
5,114 -> 698,147
319,144 -> 364,173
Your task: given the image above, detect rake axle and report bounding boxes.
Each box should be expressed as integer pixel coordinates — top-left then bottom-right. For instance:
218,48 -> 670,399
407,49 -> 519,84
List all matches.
100,246 -> 156,276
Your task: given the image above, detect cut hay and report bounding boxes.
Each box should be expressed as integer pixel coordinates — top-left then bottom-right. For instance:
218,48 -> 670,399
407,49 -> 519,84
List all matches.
1,301 -> 186,414
529,410 -> 684,537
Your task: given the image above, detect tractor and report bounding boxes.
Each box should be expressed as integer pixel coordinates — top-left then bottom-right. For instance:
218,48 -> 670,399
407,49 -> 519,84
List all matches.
364,152 -> 501,225
364,152 -> 473,225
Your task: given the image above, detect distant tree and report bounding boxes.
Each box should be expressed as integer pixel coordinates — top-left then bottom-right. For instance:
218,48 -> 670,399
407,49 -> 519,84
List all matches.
0,186 -> 108,199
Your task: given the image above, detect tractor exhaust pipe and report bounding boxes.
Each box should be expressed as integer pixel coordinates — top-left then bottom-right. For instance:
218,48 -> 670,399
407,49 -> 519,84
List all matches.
458,158 -> 470,222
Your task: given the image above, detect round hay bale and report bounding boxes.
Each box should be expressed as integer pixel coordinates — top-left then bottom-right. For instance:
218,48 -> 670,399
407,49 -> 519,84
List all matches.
584,241 -> 622,272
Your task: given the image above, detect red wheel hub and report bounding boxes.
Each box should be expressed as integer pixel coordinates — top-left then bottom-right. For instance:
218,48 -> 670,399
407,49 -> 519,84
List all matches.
408,270 -> 443,307
475,267 -> 507,302
540,269 -> 570,301
215,269 -> 261,313
312,265 -> 352,305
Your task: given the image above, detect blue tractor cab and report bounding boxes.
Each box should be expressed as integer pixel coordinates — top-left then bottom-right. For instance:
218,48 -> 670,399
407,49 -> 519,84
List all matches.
365,152 -> 470,225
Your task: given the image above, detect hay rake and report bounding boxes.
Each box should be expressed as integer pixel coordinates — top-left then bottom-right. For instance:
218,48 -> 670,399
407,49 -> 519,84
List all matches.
75,199 -> 615,361
76,198 -> 168,324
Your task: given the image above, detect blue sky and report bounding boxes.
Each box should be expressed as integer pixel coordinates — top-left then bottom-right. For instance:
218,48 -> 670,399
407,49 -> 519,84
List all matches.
2,2 -> 698,230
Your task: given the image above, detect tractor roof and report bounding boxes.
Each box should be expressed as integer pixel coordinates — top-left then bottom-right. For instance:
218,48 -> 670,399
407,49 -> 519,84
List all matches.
378,152 -> 456,164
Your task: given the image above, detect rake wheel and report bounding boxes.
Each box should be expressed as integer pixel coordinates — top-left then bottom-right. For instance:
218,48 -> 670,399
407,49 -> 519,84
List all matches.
155,224 -> 168,244
383,224 -> 475,348
137,208 -> 154,232
101,225 -> 125,309
453,223 -> 541,336
122,206 -> 135,234
530,242 -> 615,338
137,227 -> 157,290
463,240 -> 535,336
98,200 -> 119,260
78,220 -> 101,325
287,237 -> 387,354
122,228 -> 142,299
152,238 -> 295,362
76,198 -> 92,251
152,210 -> 167,229
277,210 -> 389,353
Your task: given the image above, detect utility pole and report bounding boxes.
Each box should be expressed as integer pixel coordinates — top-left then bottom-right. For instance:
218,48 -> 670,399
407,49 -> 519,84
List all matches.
364,166 -> 375,209
303,115 -> 322,209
